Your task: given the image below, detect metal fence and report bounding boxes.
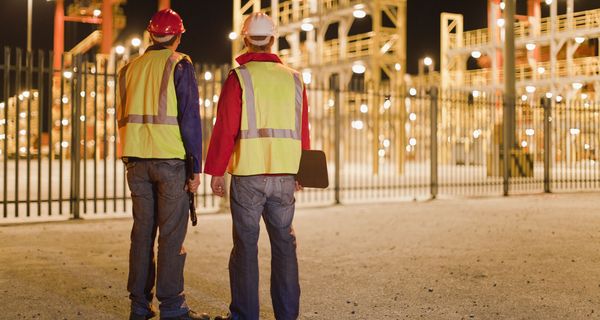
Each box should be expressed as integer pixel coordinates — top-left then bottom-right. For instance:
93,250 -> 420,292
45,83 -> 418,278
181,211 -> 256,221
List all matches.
1,47 -> 599,222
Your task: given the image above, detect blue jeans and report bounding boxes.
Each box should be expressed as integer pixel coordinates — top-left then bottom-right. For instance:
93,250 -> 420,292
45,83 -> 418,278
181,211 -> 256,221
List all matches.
126,159 -> 190,318
228,175 -> 300,320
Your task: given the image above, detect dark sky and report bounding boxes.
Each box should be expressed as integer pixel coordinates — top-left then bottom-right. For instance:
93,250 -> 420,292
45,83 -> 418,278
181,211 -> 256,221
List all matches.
1,0 -> 599,74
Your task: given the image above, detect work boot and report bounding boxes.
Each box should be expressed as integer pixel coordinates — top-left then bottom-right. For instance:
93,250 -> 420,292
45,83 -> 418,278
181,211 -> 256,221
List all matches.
213,314 -> 232,320
129,308 -> 158,320
160,310 -> 210,320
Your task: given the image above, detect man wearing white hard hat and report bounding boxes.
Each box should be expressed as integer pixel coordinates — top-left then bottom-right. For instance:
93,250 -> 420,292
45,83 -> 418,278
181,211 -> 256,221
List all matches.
205,12 -> 310,320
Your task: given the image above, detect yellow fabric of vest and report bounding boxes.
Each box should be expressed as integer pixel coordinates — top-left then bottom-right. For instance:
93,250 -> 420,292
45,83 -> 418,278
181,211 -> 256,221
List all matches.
229,61 -> 303,175
117,49 -> 189,159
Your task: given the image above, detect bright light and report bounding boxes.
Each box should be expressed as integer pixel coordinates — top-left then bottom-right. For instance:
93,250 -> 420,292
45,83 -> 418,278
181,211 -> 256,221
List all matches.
497,18 -> 505,28
301,20 -> 314,32
360,104 -> 368,113
575,37 -> 585,44
545,92 -> 553,99
115,45 -> 125,55
19,112 -> 26,118
327,99 -> 335,107
525,85 -> 536,93
526,129 -> 535,136
409,138 -> 417,146
19,147 -> 27,154
471,51 -> 482,59
80,115 -> 86,122
572,82 -> 583,90
204,99 -> 211,107
409,88 -> 417,96
570,128 -> 580,135
585,144 -> 590,150
526,43 -> 536,51
93,9 -> 101,17
131,38 -> 141,47
61,141 -> 69,148
378,149 -> 386,157
472,90 -> 481,98
537,66 -> 545,74
228,32 -> 238,40
0,134 -> 4,140
351,120 -> 364,130
521,140 -> 528,148
521,95 -> 528,101
383,139 -> 391,148
61,118 -> 69,126
473,129 -> 481,139
63,71 -> 73,79
353,7 -> 367,19
556,95 -> 563,102
581,93 -> 588,100
545,0 -> 552,5
352,62 -> 366,74
213,94 -> 219,103
409,113 -> 417,121
394,63 -> 401,71
18,94 -> 24,101
19,129 -> 26,136
500,2 -> 506,10
80,91 -> 86,97
423,57 -> 433,67
302,71 -> 312,84
405,145 -> 412,152
0,102 -> 4,109
204,71 -> 213,81
22,91 -> 30,98
62,96 -> 69,104
383,99 -> 392,109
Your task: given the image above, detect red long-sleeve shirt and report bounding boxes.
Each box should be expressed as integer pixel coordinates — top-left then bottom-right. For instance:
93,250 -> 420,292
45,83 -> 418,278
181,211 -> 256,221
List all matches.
204,52 -> 310,176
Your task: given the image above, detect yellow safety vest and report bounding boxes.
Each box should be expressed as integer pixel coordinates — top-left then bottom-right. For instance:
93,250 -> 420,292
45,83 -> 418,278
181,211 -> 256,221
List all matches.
229,61 -> 304,175
117,49 -> 189,159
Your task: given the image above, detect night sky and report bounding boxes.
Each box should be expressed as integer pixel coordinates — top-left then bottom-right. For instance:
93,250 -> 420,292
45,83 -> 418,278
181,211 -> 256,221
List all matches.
1,0 -> 599,74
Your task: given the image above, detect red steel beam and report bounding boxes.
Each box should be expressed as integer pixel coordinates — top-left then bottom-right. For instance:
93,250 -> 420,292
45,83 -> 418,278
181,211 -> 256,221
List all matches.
53,0 -> 64,70
100,0 -> 113,54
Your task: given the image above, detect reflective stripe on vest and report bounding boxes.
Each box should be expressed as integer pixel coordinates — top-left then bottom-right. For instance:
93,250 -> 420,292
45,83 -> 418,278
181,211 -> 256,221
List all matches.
237,65 -> 302,140
117,52 -> 182,128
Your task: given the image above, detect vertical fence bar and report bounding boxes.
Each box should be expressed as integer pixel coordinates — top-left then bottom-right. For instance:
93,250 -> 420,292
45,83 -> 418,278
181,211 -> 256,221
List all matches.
544,97 -> 551,192
71,55 -> 81,219
47,51 -> 53,216
82,56 -> 88,214
3,47 -> 9,218
15,48 -> 22,217
430,87 -> 438,198
26,51 -> 32,217
334,86 -> 341,204
37,50 -> 44,216
93,59 -> 98,213
103,58 -> 108,212
59,53 -> 64,215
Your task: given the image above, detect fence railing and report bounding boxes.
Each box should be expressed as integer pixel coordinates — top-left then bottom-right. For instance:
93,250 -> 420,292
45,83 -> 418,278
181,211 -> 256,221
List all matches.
1,47 -> 600,222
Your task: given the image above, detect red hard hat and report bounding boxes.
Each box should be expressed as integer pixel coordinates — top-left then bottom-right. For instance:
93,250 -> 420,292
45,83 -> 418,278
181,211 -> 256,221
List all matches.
147,9 -> 186,36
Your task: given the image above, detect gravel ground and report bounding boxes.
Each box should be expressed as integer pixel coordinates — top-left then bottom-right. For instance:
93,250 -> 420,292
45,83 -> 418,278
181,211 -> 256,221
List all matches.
1,193 -> 600,320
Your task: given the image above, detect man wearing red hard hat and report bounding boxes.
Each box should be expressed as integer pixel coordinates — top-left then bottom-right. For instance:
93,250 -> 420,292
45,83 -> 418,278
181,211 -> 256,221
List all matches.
117,9 -> 207,320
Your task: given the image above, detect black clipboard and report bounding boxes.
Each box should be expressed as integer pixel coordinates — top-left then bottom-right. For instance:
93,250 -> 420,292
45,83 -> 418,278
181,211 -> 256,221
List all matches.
296,150 -> 329,189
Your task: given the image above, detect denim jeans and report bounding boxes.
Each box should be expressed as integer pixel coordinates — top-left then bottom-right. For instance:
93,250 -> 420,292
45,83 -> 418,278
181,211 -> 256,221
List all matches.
228,175 -> 300,320
126,159 -> 190,318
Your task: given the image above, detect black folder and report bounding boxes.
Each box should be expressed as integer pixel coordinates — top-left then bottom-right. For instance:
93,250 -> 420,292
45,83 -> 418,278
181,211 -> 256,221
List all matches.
296,150 -> 329,189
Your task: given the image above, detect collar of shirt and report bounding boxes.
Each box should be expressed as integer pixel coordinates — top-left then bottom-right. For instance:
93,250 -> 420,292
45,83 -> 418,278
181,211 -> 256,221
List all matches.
235,52 -> 282,65
146,44 -> 170,52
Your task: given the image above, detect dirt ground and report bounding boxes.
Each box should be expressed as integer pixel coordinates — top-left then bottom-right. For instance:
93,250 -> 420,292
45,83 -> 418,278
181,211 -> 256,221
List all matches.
1,193 -> 600,320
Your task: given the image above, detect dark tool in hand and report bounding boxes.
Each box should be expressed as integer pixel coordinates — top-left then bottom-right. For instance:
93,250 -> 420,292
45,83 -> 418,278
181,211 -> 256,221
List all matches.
186,155 -> 198,226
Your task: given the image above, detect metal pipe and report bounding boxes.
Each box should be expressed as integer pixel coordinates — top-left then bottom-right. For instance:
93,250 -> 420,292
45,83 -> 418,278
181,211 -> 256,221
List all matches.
27,0 -> 32,52
158,0 -> 170,10
53,0 -> 65,70
100,0 -> 113,54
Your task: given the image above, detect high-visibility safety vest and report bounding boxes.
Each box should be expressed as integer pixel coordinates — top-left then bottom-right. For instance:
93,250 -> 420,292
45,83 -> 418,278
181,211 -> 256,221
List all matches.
117,49 -> 189,159
229,61 -> 304,175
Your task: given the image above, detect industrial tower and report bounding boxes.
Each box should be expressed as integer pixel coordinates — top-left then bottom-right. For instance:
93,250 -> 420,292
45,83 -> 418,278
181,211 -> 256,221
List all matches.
441,0 -> 600,99
232,0 -> 407,90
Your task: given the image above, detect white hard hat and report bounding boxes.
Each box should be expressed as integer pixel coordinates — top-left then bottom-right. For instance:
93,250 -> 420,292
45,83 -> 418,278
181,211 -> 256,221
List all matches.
242,12 -> 276,46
